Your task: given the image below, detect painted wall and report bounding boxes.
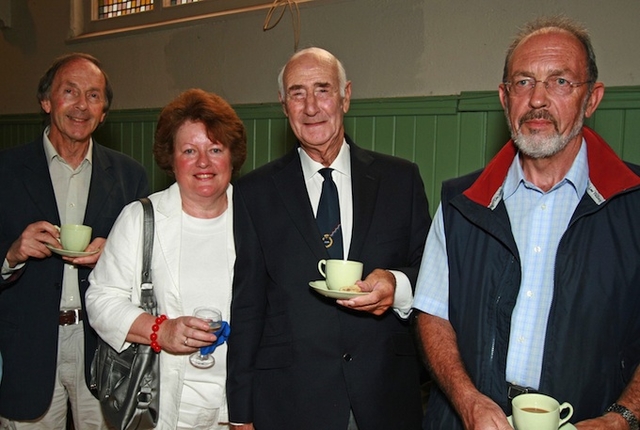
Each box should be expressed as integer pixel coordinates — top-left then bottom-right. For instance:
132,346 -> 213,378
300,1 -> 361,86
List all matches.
0,0 -> 639,114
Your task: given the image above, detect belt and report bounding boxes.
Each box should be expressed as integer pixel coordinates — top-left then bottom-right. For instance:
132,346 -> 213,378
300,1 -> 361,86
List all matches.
507,383 -> 538,400
59,309 -> 83,326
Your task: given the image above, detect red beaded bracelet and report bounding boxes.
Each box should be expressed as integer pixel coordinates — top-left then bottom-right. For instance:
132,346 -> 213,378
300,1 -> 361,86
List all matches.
150,314 -> 168,353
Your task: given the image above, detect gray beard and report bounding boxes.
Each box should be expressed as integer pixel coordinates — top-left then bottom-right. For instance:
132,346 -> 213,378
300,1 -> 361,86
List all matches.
507,103 -> 586,159
514,131 -> 571,159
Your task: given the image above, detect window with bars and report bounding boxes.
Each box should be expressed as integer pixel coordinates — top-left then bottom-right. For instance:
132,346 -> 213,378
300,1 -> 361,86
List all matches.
71,0 -> 312,40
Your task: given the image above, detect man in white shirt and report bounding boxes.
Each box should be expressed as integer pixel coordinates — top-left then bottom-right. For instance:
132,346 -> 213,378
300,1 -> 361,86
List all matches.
228,47 -> 430,430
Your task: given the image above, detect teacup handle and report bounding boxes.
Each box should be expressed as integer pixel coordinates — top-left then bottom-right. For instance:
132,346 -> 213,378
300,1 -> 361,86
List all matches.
317,259 -> 327,278
558,402 -> 573,427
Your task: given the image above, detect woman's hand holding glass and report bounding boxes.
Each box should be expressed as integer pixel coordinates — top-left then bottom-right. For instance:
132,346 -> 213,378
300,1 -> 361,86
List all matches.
145,312 -> 217,355
188,307 -> 223,368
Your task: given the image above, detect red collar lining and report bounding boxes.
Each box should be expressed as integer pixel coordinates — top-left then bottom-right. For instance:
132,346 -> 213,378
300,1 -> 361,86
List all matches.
463,127 -> 640,206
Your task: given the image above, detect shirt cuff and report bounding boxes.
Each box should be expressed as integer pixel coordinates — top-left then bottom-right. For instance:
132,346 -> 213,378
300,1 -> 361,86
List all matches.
389,270 -> 413,319
2,259 -> 25,280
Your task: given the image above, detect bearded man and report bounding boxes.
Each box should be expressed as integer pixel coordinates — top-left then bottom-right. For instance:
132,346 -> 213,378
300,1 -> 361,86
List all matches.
414,16 -> 640,430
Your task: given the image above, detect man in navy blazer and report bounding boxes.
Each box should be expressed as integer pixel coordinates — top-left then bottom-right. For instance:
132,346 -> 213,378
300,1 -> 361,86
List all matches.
0,53 -> 149,428
228,47 -> 430,430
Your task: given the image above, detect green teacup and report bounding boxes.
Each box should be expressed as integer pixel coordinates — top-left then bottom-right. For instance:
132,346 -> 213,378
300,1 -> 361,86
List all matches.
59,224 -> 92,252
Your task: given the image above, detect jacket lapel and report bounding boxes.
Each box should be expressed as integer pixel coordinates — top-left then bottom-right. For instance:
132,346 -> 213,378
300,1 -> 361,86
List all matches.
84,143 -> 115,226
153,183 -> 183,296
347,140 -> 377,260
22,139 -> 60,223
272,150 -> 329,261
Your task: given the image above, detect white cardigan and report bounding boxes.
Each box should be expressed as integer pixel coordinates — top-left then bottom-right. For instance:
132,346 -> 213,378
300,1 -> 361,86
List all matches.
86,182 -> 235,428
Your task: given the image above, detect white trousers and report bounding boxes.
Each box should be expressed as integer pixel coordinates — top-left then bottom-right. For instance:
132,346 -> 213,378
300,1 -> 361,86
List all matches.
177,403 -> 230,430
0,322 -> 108,430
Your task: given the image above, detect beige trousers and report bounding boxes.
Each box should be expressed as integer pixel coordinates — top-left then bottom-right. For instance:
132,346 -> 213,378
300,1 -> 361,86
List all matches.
0,322 -> 108,430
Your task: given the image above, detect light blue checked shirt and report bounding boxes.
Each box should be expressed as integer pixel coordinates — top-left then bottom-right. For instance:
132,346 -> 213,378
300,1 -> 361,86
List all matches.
414,140 -> 588,389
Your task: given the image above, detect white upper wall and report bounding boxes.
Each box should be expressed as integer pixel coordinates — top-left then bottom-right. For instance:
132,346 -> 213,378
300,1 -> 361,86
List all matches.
1,0 -> 638,113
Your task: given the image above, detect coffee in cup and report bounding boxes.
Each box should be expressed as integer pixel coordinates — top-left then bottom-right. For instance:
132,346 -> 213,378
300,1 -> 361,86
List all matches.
59,224 -> 92,252
317,259 -> 363,291
512,393 -> 573,430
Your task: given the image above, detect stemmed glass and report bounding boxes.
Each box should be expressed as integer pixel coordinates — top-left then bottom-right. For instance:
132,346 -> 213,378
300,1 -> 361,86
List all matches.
189,306 -> 223,369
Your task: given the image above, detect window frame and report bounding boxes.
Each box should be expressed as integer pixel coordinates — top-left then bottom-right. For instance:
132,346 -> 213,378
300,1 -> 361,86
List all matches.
70,0 -> 312,40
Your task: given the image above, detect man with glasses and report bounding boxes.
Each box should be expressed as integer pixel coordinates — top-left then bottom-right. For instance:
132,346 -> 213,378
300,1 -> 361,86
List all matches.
227,47 -> 430,430
414,16 -> 640,430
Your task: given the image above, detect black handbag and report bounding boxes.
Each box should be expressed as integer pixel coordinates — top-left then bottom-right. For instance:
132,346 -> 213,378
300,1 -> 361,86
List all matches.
90,197 -> 160,430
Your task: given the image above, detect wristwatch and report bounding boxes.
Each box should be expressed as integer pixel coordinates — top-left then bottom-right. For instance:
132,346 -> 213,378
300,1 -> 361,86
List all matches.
607,403 -> 639,430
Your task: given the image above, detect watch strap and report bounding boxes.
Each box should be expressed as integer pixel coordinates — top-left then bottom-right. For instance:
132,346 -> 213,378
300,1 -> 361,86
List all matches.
607,403 -> 639,430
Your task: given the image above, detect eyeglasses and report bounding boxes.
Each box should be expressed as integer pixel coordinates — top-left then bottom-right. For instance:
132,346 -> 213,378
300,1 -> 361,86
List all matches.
286,86 -> 339,102
504,76 -> 592,97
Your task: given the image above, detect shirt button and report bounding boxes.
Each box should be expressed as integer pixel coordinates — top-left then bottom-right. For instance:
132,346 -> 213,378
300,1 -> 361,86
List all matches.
541,204 -> 547,210
534,246 -> 541,253
342,353 -> 352,362
518,336 -> 525,343
526,290 -> 533,298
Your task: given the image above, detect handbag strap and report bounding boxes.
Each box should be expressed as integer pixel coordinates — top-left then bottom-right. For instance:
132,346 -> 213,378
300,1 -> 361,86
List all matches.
138,197 -> 157,315
140,197 -> 154,284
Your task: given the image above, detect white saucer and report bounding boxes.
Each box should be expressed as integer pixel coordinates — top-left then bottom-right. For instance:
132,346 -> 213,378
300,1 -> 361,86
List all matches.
46,244 -> 98,258
309,280 -> 368,300
507,416 -> 576,429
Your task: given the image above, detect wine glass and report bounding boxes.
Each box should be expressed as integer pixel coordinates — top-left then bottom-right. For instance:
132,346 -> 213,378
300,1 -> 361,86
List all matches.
189,306 -> 223,369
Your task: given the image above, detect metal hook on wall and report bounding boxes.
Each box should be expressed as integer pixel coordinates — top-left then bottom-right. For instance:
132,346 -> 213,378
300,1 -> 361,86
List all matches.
263,0 -> 300,51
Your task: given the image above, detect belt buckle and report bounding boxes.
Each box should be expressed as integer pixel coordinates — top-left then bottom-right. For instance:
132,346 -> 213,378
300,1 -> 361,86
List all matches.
70,309 -> 81,325
507,383 -> 534,400
60,309 -> 82,326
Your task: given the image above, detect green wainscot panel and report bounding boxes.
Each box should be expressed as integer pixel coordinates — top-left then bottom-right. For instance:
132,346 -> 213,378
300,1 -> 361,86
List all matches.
1,87 -> 639,215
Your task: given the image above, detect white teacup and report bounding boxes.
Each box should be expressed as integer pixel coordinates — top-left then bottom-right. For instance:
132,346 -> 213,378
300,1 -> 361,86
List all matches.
512,393 -> 573,430
59,224 -> 92,252
317,259 -> 363,291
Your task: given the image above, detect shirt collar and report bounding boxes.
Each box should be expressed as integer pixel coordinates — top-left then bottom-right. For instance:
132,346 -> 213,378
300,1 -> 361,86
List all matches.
298,138 -> 351,180
42,126 -> 94,167
502,138 -> 589,201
